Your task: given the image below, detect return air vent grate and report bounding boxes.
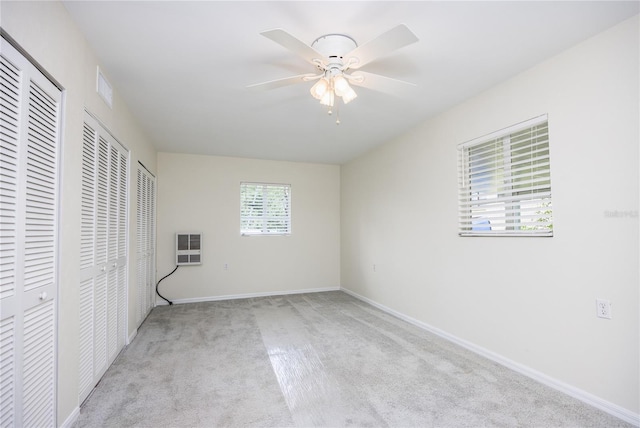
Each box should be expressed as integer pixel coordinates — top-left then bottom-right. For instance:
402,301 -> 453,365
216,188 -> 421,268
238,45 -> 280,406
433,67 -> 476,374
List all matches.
97,67 -> 113,108
176,233 -> 202,266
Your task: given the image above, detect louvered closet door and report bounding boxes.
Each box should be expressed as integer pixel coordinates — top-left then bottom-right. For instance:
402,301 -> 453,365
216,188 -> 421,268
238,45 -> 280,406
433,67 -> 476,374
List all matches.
136,166 -> 155,326
0,38 -> 61,428
78,112 -> 128,403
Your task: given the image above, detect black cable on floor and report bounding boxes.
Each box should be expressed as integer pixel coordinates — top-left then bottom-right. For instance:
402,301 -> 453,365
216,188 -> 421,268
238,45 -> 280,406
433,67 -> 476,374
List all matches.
156,266 -> 178,305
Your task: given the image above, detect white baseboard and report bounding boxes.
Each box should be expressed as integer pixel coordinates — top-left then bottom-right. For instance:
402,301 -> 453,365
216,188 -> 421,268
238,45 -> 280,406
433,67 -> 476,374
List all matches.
59,406 -> 79,428
155,286 -> 341,306
127,328 -> 137,345
341,287 -> 640,427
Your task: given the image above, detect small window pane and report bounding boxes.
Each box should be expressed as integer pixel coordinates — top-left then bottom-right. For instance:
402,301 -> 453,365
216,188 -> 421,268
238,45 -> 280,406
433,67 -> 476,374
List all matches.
240,182 -> 291,235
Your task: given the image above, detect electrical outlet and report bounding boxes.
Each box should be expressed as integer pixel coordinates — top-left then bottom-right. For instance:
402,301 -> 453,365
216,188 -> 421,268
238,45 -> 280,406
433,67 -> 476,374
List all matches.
223,263 -> 229,271
373,264 -> 376,272
596,299 -> 612,319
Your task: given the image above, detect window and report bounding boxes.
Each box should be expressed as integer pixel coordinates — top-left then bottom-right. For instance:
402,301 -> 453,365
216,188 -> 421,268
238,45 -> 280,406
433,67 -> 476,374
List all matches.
457,115 -> 552,237
240,182 -> 291,235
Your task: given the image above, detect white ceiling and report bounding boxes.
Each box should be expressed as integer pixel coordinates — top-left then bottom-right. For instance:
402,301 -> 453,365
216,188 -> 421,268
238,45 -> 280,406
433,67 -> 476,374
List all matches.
63,1 -> 638,164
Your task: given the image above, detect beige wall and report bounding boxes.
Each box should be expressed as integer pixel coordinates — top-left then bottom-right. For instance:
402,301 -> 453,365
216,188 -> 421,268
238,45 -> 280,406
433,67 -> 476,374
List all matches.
341,15 -> 639,416
1,1 -> 157,425
156,153 -> 340,301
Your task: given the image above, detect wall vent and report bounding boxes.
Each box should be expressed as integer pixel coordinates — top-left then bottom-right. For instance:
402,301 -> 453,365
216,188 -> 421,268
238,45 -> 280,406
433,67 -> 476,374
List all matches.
176,233 -> 202,266
97,67 -> 113,108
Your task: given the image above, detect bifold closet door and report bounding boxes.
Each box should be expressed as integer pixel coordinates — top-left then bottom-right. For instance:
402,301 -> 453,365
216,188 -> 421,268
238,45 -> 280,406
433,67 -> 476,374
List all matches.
0,38 -> 61,428
136,166 -> 155,326
78,112 -> 128,403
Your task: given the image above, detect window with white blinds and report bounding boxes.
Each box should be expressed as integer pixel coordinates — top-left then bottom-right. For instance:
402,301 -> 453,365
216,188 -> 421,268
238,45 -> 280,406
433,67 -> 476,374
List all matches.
457,115 -> 553,237
240,182 -> 291,235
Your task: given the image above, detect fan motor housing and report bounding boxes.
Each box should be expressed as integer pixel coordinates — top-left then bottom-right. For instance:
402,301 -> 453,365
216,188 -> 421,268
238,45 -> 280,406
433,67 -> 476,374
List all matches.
311,34 -> 357,59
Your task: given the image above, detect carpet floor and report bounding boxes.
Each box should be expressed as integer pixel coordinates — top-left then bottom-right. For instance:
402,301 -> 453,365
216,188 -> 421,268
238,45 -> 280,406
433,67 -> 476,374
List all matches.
74,291 -> 631,427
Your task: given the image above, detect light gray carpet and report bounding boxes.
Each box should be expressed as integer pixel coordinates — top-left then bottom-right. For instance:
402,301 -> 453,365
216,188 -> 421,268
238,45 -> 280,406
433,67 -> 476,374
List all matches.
74,291 -> 631,427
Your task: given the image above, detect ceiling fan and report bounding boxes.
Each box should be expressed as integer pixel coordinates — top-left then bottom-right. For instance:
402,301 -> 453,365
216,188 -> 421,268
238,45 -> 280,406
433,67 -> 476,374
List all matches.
247,24 -> 419,123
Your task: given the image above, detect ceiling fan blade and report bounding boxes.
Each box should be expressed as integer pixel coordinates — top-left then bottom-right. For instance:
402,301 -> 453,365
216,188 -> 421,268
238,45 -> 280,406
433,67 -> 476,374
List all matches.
347,71 -> 416,96
261,29 -> 327,67
344,24 -> 418,70
246,74 -> 317,91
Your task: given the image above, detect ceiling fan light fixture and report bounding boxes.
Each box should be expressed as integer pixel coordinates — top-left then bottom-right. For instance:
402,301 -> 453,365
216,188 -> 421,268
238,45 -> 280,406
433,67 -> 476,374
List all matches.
341,86 -> 358,104
333,74 -> 351,97
320,90 -> 334,107
310,77 -> 329,100
311,72 -> 357,107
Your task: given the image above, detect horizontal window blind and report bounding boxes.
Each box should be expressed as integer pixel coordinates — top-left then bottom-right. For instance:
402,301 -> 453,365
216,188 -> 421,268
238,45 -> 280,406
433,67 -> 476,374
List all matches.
458,115 -> 553,236
240,182 -> 291,235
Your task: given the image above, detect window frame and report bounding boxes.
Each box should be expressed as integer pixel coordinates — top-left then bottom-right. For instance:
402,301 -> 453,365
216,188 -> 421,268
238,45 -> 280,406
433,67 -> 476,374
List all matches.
240,182 -> 292,236
457,115 -> 553,237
